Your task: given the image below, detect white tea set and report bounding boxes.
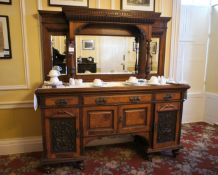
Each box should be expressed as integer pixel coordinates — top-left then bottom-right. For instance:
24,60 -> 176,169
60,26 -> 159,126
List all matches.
124,76 -> 167,86
93,79 -> 104,87
44,69 -> 63,86
69,78 -> 83,86
69,78 -> 104,87
148,76 -> 167,85
125,76 -> 146,85
126,76 -> 139,84
44,67 -> 168,88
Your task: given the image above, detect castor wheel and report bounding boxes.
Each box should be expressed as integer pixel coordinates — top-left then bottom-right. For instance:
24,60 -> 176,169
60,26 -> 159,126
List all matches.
42,165 -> 52,174
76,161 -> 85,170
172,149 -> 179,158
145,154 -> 152,161
71,161 -> 84,170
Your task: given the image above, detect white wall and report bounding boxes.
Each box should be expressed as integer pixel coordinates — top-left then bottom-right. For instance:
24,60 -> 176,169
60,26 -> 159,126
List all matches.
204,5 -> 218,124
206,6 -> 218,93
171,0 -> 210,123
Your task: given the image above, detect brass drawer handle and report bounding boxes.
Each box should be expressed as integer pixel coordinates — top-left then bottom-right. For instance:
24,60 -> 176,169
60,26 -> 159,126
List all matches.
95,97 -> 106,105
129,96 -> 140,103
163,94 -> 172,101
55,99 -> 68,106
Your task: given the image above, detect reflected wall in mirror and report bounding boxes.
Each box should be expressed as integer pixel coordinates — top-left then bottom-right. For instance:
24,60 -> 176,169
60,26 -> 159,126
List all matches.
150,37 -> 160,74
76,35 -> 139,75
51,35 -> 67,75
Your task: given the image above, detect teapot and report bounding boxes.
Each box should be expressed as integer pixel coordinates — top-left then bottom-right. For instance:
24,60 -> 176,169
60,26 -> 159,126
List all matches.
48,69 -> 60,78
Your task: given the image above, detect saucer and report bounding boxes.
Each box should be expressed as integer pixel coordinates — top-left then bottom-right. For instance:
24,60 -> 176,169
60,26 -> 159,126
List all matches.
92,82 -> 106,87
147,82 -> 160,85
44,80 -> 63,86
124,81 -> 139,86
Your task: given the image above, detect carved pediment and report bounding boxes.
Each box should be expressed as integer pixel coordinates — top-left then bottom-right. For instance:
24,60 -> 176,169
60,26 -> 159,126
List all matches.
63,7 -> 161,24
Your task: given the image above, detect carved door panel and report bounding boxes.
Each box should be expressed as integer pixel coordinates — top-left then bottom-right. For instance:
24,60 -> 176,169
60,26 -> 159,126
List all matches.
83,106 -> 118,136
153,102 -> 181,149
44,108 -> 80,159
118,104 -> 151,133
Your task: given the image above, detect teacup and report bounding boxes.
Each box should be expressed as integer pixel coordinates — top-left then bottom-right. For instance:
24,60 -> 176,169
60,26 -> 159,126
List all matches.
75,79 -> 83,86
69,78 -> 75,86
128,76 -> 137,83
48,70 -> 60,77
93,79 -> 103,86
160,76 -> 167,85
148,76 -> 159,84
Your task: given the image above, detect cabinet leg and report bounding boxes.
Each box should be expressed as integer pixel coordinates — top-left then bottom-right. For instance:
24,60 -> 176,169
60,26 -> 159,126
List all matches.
71,161 -> 84,170
133,135 -> 151,161
42,165 -> 52,174
172,149 -> 180,158
145,154 -> 152,161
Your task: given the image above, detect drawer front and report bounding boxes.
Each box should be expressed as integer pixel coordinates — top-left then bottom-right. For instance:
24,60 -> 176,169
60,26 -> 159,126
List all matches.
83,94 -> 152,105
153,102 -> 181,149
44,96 -> 79,107
155,92 -> 181,101
83,106 -> 118,136
44,108 -> 79,118
43,108 -> 80,158
118,104 -> 151,133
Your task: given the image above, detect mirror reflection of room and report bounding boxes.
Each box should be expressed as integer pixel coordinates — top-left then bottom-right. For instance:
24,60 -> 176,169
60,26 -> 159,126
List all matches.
150,37 -> 160,74
51,35 -> 67,75
76,35 -> 139,75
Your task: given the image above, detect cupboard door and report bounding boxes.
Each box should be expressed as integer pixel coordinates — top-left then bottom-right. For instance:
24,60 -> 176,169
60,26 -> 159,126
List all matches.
118,104 -> 151,133
44,108 -> 80,159
83,106 -> 118,136
153,102 -> 181,149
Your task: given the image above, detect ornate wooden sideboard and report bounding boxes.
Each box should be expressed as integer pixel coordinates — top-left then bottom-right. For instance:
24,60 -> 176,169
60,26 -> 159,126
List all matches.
36,84 -> 190,170
37,7 -> 190,171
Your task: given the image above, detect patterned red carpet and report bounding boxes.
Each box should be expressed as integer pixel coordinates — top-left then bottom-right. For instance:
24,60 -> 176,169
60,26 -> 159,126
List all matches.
0,122 -> 218,175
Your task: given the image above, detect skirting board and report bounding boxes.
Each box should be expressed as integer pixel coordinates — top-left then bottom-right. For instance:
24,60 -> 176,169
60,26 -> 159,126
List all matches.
0,137 -> 42,155
182,92 -> 205,123
205,92 -> 218,124
0,101 -> 33,109
0,136 -> 133,155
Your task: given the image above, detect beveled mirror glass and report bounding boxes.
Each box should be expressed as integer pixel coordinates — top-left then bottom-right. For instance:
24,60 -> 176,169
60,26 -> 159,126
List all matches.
75,35 -> 139,75
150,37 -> 160,74
51,35 -> 67,75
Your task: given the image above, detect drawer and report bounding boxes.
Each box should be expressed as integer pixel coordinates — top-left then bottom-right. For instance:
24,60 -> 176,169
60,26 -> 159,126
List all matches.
44,108 -> 79,118
83,106 -> 117,136
83,94 -> 152,105
155,92 -> 181,101
44,96 -> 79,107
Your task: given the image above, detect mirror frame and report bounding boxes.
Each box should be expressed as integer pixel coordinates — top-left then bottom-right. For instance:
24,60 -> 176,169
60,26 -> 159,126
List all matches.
151,17 -> 171,76
39,8 -> 171,82
70,23 -> 144,82
39,10 -> 70,81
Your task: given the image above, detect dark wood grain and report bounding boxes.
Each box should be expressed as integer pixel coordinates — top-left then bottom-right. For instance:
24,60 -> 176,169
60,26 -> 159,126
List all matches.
36,84 -> 190,166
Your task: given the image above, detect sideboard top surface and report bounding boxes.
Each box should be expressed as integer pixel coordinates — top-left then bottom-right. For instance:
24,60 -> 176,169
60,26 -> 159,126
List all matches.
36,84 -> 190,95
